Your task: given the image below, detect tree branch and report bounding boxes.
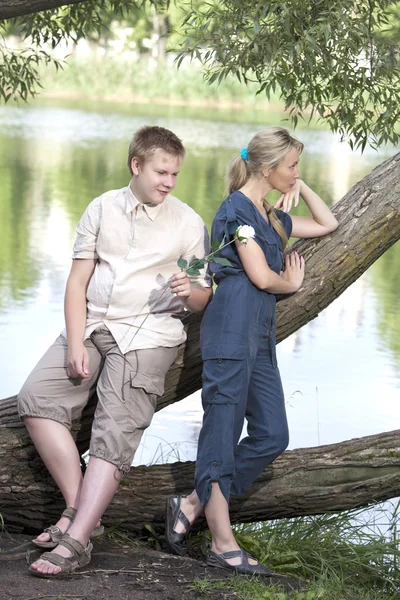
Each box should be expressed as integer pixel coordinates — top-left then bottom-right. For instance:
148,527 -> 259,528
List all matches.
0,0 -> 87,20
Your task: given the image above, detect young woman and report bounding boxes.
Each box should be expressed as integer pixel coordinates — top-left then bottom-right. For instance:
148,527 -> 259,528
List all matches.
166,126 -> 338,575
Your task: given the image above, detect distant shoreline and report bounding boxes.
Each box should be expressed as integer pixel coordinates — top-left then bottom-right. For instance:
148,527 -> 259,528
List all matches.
36,57 -> 287,115
39,89 -> 284,112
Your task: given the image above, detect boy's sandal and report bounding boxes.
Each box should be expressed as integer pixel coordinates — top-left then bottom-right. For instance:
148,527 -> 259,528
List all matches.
29,533 -> 93,578
165,495 -> 190,556
32,507 -> 104,548
32,507 -> 77,548
206,549 -> 273,576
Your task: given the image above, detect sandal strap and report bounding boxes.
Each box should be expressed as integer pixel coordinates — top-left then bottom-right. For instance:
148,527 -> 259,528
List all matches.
61,507 -> 77,522
218,549 -> 244,560
39,551 -> 69,569
172,497 -> 190,531
176,509 -> 190,531
43,525 -> 62,538
240,550 -> 252,566
58,533 -> 85,560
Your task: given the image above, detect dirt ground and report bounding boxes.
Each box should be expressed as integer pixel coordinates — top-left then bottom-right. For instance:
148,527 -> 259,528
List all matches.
0,532 -> 303,600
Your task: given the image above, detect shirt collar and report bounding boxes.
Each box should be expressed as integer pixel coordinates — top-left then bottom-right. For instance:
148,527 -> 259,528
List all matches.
125,182 -> 164,221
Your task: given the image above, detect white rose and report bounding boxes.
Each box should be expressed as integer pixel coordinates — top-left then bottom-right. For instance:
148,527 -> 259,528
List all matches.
235,225 -> 256,244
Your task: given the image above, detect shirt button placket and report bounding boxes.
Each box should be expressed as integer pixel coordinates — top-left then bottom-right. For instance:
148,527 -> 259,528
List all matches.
131,205 -> 139,249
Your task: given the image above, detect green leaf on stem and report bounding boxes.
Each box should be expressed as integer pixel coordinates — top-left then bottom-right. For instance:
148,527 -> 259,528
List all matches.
177,257 -> 188,270
213,257 -> 233,266
188,258 -> 206,269
185,267 -> 201,276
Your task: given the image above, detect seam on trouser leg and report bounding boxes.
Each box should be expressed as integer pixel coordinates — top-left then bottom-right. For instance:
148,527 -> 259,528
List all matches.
204,406 -> 220,507
88,449 -> 131,473
195,402 -> 236,508
18,412 -> 71,430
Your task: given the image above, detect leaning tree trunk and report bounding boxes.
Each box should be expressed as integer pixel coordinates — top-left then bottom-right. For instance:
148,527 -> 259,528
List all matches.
1,153 -> 399,533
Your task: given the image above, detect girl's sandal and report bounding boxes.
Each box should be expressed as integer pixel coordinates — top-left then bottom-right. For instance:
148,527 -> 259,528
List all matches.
206,549 -> 273,576
29,533 -> 93,578
165,495 -> 191,556
32,507 -> 104,549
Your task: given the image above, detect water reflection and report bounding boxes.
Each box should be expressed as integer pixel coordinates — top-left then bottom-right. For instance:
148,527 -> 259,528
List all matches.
371,245 -> 400,373
0,100 -> 398,466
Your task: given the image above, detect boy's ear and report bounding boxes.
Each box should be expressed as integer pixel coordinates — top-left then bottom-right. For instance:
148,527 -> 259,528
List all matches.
131,157 -> 140,176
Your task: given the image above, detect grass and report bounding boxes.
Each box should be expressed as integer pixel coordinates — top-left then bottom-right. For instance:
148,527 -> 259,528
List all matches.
123,433 -> 400,598
186,500 -> 400,599
134,435 -> 197,466
38,55 -> 282,110
189,575 -> 400,600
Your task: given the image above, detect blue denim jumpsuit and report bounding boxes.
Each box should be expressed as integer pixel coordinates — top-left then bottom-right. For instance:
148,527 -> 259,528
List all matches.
194,190 -> 292,507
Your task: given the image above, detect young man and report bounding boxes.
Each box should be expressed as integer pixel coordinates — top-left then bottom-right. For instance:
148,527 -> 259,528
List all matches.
18,126 -> 212,577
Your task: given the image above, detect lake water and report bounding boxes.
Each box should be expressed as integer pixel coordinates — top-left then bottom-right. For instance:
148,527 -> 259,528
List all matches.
0,98 -> 398,469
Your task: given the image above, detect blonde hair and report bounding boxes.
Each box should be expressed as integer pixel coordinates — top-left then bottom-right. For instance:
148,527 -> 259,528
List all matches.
227,127 -> 304,248
128,125 -> 185,175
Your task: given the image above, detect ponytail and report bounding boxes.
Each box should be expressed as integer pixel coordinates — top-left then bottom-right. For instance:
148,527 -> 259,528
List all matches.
227,155 -> 250,194
264,200 -> 288,248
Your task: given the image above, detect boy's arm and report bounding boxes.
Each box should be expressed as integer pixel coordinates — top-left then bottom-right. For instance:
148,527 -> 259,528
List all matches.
66,196 -> 101,377
64,258 -> 97,378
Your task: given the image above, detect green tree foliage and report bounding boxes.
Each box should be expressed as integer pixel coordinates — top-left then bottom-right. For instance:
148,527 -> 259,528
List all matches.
378,1 -> 400,42
1,0 -> 400,150
0,0 -> 163,103
176,0 -> 400,150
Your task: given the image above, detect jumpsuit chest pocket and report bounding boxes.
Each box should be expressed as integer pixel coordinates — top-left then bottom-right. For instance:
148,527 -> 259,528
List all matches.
264,229 -> 279,245
263,229 -> 284,273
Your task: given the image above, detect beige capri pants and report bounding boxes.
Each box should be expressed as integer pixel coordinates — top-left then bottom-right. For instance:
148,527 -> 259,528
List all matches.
18,326 -> 178,472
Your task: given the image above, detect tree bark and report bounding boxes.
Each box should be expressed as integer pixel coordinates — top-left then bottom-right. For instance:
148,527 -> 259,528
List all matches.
0,152 -> 399,533
2,398 -> 400,533
0,0 -> 86,19
81,428 -> 400,531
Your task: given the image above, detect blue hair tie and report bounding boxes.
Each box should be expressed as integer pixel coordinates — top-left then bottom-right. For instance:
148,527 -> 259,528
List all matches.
240,147 -> 248,161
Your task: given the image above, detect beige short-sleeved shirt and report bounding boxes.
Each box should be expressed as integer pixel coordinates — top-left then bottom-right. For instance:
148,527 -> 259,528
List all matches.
64,184 -> 211,353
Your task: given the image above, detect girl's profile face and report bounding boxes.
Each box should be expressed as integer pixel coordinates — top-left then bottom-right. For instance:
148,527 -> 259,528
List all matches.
267,146 -> 300,193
